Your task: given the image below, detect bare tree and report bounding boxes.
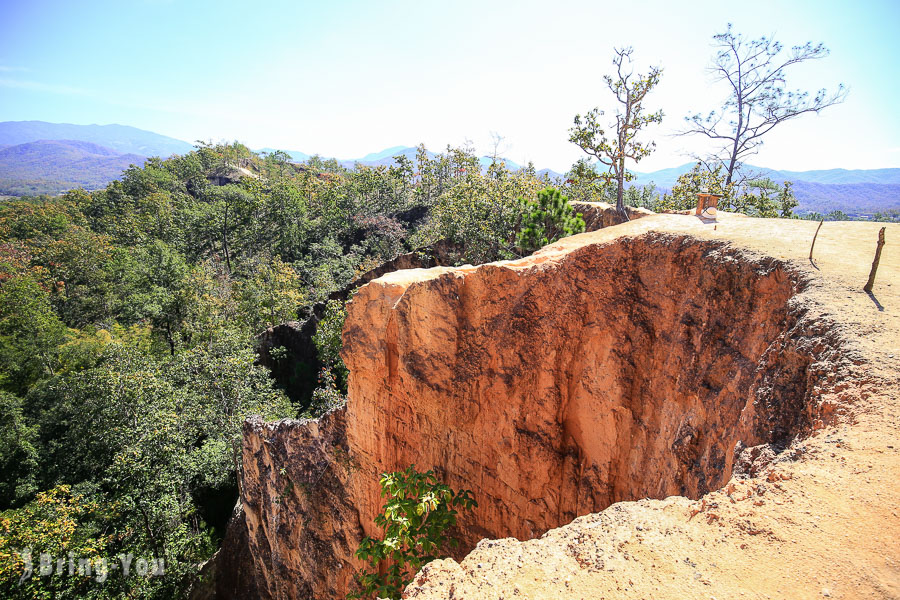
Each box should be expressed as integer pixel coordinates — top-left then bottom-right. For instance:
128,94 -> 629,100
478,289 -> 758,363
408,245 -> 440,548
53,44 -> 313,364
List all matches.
570,47 -> 663,221
684,24 -> 847,185
488,131 -> 511,163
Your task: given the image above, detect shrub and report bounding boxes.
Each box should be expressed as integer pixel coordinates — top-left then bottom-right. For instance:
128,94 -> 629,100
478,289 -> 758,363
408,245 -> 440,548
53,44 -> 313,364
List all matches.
349,467 -> 476,600
312,300 -> 348,393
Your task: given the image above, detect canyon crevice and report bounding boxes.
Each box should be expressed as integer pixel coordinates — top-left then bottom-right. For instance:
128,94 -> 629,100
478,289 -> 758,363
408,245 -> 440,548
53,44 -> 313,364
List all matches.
227,213 -> 898,599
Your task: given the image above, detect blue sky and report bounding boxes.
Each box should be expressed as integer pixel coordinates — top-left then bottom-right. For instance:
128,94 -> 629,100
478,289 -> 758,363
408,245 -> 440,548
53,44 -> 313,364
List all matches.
1,0 -> 898,172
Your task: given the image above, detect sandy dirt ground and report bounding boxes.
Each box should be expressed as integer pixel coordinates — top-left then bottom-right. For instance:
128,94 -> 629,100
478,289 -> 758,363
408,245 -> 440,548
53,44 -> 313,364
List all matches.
404,213 -> 900,600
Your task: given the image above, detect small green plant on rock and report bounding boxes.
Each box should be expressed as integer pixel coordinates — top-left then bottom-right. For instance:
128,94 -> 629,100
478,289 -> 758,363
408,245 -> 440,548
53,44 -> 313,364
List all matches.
348,466 -> 477,600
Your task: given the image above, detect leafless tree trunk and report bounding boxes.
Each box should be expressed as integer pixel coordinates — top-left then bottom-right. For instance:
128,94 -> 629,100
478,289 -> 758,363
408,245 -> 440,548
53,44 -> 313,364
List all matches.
681,24 -> 847,185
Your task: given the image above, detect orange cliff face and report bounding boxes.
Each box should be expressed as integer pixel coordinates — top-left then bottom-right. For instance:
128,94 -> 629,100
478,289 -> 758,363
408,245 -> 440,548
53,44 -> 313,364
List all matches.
234,214 -> 888,599
342,234 -> 811,542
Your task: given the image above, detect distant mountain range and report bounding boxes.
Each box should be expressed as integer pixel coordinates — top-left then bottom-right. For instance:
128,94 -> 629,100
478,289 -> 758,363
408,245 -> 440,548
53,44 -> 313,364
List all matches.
630,162 -> 900,189
0,121 -> 197,195
0,121 -> 194,157
630,162 -> 900,215
258,144 -> 525,173
0,140 -> 145,196
1,122 -> 897,216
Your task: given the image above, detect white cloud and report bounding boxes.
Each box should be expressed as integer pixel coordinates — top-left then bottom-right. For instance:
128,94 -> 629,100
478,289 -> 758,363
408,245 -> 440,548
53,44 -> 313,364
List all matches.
0,78 -> 89,96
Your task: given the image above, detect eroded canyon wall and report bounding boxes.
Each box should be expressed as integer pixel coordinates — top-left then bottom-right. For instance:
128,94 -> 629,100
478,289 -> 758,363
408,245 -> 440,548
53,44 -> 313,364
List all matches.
238,230 -> 832,599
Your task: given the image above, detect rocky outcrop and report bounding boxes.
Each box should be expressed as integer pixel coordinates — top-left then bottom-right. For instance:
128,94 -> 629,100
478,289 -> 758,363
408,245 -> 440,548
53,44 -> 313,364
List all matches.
570,201 -> 653,230
239,409 -> 362,599
257,318 -> 324,408
191,504 -> 263,600
233,213 -> 874,598
207,160 -> 259,186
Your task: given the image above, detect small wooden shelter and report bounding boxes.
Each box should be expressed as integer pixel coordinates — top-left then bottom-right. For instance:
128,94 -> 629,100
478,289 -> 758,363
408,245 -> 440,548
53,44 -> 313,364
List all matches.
695,193 -> 721,218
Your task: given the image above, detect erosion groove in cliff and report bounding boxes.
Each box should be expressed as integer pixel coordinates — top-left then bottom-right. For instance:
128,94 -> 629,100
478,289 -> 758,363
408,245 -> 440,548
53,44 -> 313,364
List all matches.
239,230 -> 843,599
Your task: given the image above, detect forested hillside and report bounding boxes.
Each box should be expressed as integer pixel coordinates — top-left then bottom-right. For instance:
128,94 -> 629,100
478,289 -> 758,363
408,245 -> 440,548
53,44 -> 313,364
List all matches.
0,142 -> 559,598
0,140 -> 145,196
0,133 -> 890,597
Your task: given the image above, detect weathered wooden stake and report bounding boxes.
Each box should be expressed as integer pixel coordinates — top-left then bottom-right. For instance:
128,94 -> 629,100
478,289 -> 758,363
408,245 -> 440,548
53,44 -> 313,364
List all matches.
863,227 -> 886,293
809,219 -> 824,261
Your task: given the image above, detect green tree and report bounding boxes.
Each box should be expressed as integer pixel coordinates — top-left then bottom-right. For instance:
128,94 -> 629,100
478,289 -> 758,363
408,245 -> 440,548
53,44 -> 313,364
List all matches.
304,367 -> 345,418
350,467 -> 476,600
34,227 -> 121,327
570,47 -> 663,221
167,329 -> 293,495
0,272 -> 68,395
731,178 -> 797,218
0,391 -> 38,507
0,486 -> 114,600
121,242 -> 197,355
21,335 -> 291,598
516,188 -> 585,254
660,165 -> 798,219
560,163 -> 616,204
0,196 -> 86,240
24,345 -> 211,597
234,255 -> 304,332
623,183 -> 661,210
777,181 -> 798,218
659,163 -> 735,212
312,300 -> 348,392
431,148 -> 543,264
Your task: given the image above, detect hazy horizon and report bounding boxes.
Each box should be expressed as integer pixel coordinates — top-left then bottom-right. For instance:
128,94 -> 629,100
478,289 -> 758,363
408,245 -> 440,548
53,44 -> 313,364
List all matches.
2,0 -> 898,173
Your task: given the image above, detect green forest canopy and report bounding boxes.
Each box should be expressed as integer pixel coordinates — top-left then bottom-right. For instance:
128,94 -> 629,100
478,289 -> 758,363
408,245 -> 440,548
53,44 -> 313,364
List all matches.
0,142 -> 575,597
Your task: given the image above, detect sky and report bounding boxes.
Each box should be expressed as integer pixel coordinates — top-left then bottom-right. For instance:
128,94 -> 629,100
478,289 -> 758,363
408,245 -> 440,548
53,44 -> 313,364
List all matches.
1,0 -> 898,173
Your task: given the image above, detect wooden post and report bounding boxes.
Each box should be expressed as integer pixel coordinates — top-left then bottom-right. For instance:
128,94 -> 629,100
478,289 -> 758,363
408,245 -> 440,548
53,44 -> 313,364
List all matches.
864,227 -> 886,293
809,219 -> 824,261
